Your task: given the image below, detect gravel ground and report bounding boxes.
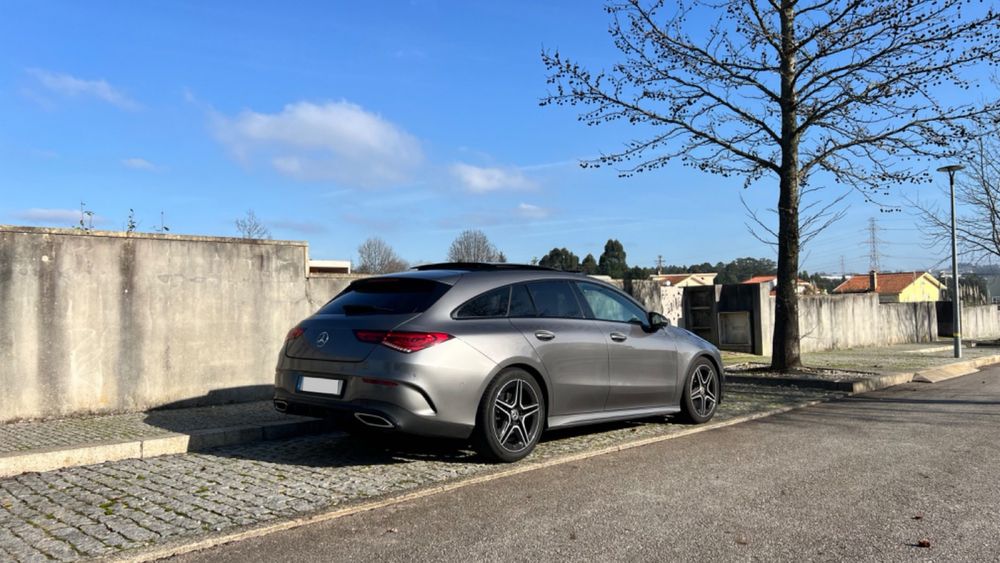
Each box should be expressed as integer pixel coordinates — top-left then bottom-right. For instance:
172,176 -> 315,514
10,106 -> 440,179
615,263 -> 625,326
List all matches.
0,384 -> 838,562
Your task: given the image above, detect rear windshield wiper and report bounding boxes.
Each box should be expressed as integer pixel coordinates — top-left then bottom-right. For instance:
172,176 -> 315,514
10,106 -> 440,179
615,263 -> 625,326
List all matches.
342,304 -> 396,315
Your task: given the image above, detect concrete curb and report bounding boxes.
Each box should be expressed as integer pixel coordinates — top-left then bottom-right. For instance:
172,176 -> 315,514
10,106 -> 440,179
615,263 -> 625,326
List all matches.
0,418 -> 336,479
912,353 -> 1000,383
727,372 -> 913,393
728,354 -> 1000,392
111,397 -> 831,563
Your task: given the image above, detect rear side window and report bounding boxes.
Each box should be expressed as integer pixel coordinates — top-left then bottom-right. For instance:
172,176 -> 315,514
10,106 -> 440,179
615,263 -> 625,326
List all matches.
454,286 -> 511,318
508,284 -> 536,317
319,278 -> 450,315
525,281 -> 584,318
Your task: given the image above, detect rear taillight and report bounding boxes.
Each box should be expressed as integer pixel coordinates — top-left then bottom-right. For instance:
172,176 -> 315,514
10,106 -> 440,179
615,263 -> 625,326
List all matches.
353,330 -> 452,353
285,326 -> 304,341
354,330 -> 388,343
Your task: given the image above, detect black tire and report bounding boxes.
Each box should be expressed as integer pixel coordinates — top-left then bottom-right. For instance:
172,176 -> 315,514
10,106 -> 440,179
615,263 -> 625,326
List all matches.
473,368 -> 546,463
678,358 -> 720,424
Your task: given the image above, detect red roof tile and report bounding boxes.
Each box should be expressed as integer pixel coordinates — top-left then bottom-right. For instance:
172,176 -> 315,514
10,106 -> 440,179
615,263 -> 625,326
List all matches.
742,275 -> 777,284
833,272 -> 940,295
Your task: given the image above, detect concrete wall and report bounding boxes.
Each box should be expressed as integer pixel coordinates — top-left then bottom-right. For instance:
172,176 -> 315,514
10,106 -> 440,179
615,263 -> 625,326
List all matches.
788,293 -> 936,353
962,305 -> 1000,339
0,226 -> 363,422
625,280 -> 684,328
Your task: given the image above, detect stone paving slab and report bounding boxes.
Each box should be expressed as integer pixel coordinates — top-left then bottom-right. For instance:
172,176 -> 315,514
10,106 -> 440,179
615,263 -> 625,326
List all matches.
0,402 -> 337,479
0,384 -> 841,562
0,402 -> 297,455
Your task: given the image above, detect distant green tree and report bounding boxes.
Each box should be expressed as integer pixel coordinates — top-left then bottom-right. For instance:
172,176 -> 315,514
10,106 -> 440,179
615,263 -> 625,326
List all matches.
598,239 -> 628,279
538,248 -> 580,271
625,265 -> 655,281
580,253 -> 598,275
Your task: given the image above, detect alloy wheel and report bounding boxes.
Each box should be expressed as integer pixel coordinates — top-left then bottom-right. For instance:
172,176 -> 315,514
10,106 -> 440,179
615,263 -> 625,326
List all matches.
492,378 -> 541,452
689,364 -> 718,418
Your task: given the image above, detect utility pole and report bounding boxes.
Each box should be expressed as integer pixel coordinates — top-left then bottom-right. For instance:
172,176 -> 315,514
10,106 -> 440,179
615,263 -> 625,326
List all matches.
655,255 -> 665,275
867,218 -> 881,273
840,255 -> 846,279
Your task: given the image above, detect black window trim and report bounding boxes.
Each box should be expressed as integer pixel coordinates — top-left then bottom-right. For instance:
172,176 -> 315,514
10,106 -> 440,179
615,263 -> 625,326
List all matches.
450,278 -> 605,321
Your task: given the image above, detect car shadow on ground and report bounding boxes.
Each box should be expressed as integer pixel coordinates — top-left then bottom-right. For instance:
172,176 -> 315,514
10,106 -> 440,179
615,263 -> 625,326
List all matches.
171,415 -> 673,470
139,386 -> 680,469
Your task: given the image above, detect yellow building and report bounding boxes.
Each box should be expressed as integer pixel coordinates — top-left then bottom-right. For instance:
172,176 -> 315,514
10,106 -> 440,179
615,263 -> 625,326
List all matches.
832,271 -> 943,303
649,273 -> 717,287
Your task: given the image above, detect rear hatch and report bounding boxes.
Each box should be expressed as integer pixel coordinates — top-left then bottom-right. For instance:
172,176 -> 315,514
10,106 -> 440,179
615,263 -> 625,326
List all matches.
284,277 -> 451,362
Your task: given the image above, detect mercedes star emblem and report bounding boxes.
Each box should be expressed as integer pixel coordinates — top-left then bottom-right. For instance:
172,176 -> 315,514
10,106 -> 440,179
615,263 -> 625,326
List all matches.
315,331 -> 330,348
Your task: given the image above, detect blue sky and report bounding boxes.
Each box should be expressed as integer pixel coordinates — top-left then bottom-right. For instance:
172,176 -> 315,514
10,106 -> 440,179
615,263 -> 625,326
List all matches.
0,0 -> 972,274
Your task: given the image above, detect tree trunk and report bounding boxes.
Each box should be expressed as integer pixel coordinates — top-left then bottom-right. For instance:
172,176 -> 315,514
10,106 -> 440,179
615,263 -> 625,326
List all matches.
771,0 -> 802,371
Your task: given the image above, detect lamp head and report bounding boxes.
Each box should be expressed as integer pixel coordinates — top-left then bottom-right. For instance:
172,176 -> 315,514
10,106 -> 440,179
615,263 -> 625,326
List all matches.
937,164 -> 965,173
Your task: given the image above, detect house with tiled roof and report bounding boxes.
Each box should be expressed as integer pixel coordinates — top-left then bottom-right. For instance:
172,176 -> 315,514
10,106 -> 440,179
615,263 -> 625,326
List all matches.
832,271 -> 943,303
649,272 -> 717,287
741,275 -> 816,295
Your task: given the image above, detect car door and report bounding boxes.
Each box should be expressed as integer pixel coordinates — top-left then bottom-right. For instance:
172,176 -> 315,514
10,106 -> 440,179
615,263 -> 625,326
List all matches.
575,282 -> 679,410
508,281 -> 610,417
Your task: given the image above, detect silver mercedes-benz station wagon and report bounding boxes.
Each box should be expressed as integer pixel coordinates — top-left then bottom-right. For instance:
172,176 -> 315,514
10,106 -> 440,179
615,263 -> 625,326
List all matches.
274,263 -> 724,462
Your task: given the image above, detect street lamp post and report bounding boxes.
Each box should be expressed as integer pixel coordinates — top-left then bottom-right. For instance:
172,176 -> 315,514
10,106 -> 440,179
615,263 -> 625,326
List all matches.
938,164 -> 965,359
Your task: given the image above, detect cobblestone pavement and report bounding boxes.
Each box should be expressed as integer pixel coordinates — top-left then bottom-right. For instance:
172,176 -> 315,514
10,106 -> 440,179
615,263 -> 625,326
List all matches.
0,384 -> 841,561
0,402 -> 309,455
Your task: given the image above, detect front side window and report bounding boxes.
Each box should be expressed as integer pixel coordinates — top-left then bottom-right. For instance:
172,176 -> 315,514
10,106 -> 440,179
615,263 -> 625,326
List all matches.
576,282 -> 647,324
525,281 -> 584,318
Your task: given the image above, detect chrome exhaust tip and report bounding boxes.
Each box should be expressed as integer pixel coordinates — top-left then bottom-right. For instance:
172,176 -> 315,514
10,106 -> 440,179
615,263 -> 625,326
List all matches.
273,400 -> 289,413
354,412 -> 395,429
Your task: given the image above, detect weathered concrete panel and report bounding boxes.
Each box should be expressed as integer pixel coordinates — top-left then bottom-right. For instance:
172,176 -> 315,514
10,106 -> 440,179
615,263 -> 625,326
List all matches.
0,226 -> 365,422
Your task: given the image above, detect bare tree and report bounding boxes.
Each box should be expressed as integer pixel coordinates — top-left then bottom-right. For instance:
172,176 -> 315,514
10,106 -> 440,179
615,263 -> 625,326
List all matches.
447,229 -> 503,262
915,133 -> 1000,264
356,237 -> 409,274
235,209 -> 271,240
543,0 -> 1000,370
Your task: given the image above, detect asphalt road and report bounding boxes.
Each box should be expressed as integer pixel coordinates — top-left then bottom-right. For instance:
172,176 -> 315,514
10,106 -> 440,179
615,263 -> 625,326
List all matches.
172,368 -> 1000,562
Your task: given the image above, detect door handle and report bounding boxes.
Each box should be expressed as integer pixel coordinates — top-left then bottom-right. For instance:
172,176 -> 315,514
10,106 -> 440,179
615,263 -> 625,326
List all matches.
534,330 -> 556,341
610,332 -> 628,342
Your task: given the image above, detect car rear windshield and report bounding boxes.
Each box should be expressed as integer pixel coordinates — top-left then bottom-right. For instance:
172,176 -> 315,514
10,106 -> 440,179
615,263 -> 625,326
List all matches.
319,278 -> 450,316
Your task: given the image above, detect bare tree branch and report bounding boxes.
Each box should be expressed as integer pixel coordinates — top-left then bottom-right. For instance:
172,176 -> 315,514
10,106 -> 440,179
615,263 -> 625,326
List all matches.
234,209 -> 271,240
356,237 -> 408,274
542,0 -> 1000,370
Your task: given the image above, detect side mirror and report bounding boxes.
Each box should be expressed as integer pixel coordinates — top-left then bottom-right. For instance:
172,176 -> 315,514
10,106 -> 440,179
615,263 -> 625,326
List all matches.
648,312 -> 670,330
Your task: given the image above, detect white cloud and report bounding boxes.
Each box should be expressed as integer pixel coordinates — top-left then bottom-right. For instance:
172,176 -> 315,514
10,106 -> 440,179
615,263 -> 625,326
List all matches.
516,203 -> 550,220
121,157 -> 159,171
451,163 -> 537,193
11,208 -> 106,226
211,100 -> 423,187
26,68 -> 140,110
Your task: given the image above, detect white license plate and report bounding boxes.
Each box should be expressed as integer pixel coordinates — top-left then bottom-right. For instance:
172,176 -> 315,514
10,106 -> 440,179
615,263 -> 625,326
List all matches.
298,376 -> 344,396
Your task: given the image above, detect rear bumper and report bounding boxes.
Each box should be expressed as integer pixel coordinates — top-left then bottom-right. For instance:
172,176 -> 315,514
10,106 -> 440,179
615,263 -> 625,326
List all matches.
272,378 -> 474,440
